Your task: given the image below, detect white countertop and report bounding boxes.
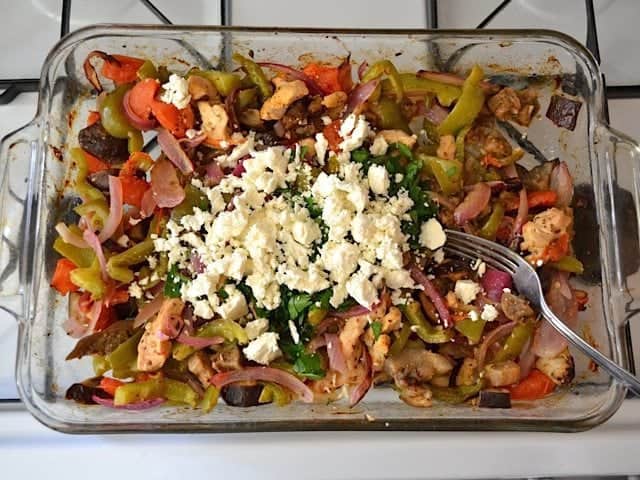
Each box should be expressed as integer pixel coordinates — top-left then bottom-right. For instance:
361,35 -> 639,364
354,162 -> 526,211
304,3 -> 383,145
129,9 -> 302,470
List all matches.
2,399 -> 640,479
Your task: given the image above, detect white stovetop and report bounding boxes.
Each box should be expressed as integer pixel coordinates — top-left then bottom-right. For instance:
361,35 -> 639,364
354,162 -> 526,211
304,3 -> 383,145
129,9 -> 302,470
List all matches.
2,1 -> 640,478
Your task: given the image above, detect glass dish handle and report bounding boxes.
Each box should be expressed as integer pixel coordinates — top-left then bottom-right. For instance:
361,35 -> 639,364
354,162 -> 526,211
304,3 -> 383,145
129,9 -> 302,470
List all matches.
0,119 -> 40,320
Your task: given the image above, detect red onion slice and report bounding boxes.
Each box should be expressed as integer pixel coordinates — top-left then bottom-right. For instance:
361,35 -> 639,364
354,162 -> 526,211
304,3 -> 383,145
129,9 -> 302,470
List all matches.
205,161 -> 225,186
325,333 -> 347,374
424,103 -> 449,125
133,292 -> 164,328
258,62 -> 322,95
331,304 -> 370,319
232,159 -> 246,177
550,161 -> 573,207
357,61 -> 368,81
156,127 -> 194,175
518,337 -> 536,380
64,292 -> 89,338
140,188 -> 157,218
511,188 -> 529,238
151,157 -> 185,208
345,79 -> 380,115
55,223 -> 89,248
175,333 -> 225,349
453,182 -> 492,225
179,132 -> 207,149
98,175 -> 123,243
410,266 -> 452,328
349,347 -> 372,407
476,321 -> 517,369
481,268 -> 513,302
92,395 -> 165,410
211,367 -> 314,403
83,228 -> 108,281
122,90 -> 157,131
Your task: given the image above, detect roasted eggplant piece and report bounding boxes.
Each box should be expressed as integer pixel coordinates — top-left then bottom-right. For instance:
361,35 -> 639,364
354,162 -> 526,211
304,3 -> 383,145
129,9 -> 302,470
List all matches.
78,121 -> 129,163
65,377 -> 109,405
66,320 -> 135,360
478,390 -> 512,409
221,382 -> 264,407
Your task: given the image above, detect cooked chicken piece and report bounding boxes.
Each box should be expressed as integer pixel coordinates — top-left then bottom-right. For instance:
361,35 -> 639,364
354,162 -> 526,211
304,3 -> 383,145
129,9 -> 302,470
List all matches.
521,207 -> 572,262
137,323 -> 171,372
187,350 -> 216,386
484,132 -> 512,158
310,370 -> 345,396
188,75 -> 218,101
488,87 -> 521,121
384,347 -> 453,388
238,108 -> 263,129
211,344 -> 242,372
431,374 -> 451,387
456,357 -> 478,386
381,306 -> 402,333
436,134 -> 456,161
136,298 -> 184,372
515,88 -> 539,126
399,384 -> 433,408
340,316 -> 368,362
378,129 -> 417,148
483,360 -> 521,387
260,79 -> 309,121
500,292 -> 535,322
535,348 -> 575,385
321,91 -> 347,109
369,333 -> 391,372
198,102 -> 229,145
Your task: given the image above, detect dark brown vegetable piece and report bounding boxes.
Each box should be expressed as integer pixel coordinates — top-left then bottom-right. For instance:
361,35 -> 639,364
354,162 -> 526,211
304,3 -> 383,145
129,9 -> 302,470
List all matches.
221,382 -> 264,407
478,389 -> 512,409
500,292 -> 534,323
78,122 -> 129,164
66,320 -> 135,360
545,94 -> 582,131
87,168 -> 120,192
65,377 -> 108,405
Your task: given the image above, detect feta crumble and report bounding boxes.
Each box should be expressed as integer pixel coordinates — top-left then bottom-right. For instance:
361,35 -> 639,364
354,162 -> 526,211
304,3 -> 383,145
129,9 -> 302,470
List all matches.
481,304 -> 499,322
160,74 -> 191,109
420,218 -> 447,250
454,279 -> 481,305
243,332 -> 282,365
245,318 -> 269,340
367,164 -> 390,196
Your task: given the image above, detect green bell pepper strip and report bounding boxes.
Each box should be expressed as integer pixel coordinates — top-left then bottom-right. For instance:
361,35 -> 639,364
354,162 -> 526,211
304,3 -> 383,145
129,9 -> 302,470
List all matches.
454,317 -> 486,344
259,382 -> 291,406
549,255 -> 584,274
107,329 -> 143,379
455,125 -> 471,163
478,203 -> 505,241
170,184 -> 210,221
200,385 -> 220,413
92,355 -> 111,377
172,319 -> 249,361
189,69 -> 240,97
362,60 -> 404,102
72,148 -> 106,202
164,378 -> 200,407
75,198 -> 109,232
113,376 -> 164,406
401,301 -> 453,344
438,65 -> 485,136
106,238 -> 155,283
232,54 -> 273,100
98,84 -> 143,153
70,257 -> 106,299
418,154 -> 463,195
385,73 -> 461,107
53,236 -> 94,268
389,322 -> 411,356
493,320 -> 535,363
137,60 -> 159,80
236,88 -> 257,110
431,382 -> 483,404
369,97 -> 409,132
307,307 -> 327,327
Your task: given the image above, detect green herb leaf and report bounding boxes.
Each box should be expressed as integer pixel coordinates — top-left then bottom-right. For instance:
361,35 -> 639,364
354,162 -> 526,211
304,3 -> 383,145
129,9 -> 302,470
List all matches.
293,352 -> 325,380
351,148 -> 370,164
164,264 -> 187,298
395,142 -> 413,160
287,293 -> 312,321
299,145 -> 308,160
371,321 -> 382,341
217,287 -> 229,300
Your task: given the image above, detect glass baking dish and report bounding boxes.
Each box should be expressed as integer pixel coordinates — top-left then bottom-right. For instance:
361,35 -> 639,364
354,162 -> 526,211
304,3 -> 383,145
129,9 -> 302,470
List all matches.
1,25 -> 639,433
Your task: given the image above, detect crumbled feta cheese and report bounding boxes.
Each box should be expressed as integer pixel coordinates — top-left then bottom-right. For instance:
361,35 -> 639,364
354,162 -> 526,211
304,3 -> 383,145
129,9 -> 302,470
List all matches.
433,249 -> 445,264
503,288 -> 511,294
339,114 -> 369,152
128,282 -> 143,299
454,279 -> 481,304
471,258 -> 487,277
367,164 -> 390,195
395,173 -> 404,183
321,115 -> 332,125
245,318 -> 269,340
369,135 -> 389,156
160,74 -> 191,109
116,234 -> 130,248
214,285 -> 249,321
315,132 -> 329,165
147,255 -> 158,270
420,218 -> 447,250
243,332 -> 282,365
469,310 -> 480,322
288,320 -> 300,344
481,304 -> 499,322
185,129 -> 200,139
346,272 -> 379,308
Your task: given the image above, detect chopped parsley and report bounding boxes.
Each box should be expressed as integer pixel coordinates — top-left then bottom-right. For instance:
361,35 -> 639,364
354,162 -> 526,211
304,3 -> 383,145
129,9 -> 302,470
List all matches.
371,321 -> 382,341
